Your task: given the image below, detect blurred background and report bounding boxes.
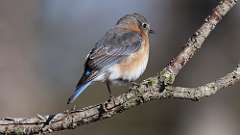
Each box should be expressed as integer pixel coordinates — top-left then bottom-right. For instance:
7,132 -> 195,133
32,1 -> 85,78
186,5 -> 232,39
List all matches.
0,0 -> 239,135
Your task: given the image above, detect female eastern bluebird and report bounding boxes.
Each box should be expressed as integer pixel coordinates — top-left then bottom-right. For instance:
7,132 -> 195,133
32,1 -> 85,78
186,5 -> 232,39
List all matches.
67,13 -> 154,104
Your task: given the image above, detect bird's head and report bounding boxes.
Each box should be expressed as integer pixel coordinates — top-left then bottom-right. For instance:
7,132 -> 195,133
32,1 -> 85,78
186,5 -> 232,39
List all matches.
116,13 -> 154,35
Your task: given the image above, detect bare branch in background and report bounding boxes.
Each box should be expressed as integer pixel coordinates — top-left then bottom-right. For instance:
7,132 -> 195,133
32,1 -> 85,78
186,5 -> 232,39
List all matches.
0,0 -> 238,134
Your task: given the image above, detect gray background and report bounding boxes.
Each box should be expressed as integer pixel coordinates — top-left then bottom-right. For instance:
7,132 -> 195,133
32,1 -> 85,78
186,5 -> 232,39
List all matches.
0,0 -> 239,135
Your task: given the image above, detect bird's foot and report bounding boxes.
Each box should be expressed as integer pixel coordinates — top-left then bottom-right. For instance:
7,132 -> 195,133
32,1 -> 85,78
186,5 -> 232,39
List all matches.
130,81 -> 140,87
71,105 -> 77,112
107,95 -> 116,107
107,95 -> 114,102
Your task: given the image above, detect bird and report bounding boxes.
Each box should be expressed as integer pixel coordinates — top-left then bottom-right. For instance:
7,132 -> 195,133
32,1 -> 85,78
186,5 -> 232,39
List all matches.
67,13 -> 154,104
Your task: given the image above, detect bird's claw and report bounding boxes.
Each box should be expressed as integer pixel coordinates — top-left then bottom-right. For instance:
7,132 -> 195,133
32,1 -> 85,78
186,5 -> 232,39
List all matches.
130,81 -> 140,87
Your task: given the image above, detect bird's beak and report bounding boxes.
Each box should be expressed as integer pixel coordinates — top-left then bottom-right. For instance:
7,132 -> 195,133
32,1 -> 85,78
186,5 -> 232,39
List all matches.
149,29 -> 155,34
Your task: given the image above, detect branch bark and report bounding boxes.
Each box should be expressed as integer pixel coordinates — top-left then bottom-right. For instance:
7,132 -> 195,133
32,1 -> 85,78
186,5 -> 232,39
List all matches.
167,65 -> 240,100
0,0 -> 238,134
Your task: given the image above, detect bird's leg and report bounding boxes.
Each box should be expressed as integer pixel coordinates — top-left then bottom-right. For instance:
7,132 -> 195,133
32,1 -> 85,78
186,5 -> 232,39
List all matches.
106,81 -> 116,105
106,81 -> 113,99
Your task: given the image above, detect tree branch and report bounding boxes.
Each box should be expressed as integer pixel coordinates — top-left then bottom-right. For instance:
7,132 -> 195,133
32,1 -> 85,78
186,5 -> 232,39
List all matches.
0,0 -> 238,134
167,65 -> 240,100
160,0 -> 237,85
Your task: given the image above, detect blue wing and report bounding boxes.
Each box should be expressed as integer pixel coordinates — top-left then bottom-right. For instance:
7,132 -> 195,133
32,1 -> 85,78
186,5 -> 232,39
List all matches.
86,27 -> 143,72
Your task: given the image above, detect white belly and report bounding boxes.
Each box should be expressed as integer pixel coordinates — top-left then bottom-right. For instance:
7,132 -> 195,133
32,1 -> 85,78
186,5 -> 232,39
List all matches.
108,55 -> 148,81
94,58 -> 148,84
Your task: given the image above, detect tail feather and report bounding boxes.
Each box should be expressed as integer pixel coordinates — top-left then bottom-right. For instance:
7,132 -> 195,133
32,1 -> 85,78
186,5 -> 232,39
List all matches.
67,81 -> 92,104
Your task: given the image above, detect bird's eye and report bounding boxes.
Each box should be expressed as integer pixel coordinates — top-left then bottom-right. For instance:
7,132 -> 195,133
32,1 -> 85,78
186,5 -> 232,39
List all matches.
142,23 -> 147,29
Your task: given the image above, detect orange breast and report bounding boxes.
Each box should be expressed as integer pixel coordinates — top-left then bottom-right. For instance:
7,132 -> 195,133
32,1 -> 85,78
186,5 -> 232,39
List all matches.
116,35 -> 149,81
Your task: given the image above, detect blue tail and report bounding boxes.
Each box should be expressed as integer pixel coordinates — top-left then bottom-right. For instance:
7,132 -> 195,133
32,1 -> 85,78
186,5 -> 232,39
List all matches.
67,81 -> 92,104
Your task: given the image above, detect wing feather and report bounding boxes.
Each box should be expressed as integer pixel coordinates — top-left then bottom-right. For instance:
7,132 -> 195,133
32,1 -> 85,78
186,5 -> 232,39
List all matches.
87,29 -> 142,70
79,27 -> 142,83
